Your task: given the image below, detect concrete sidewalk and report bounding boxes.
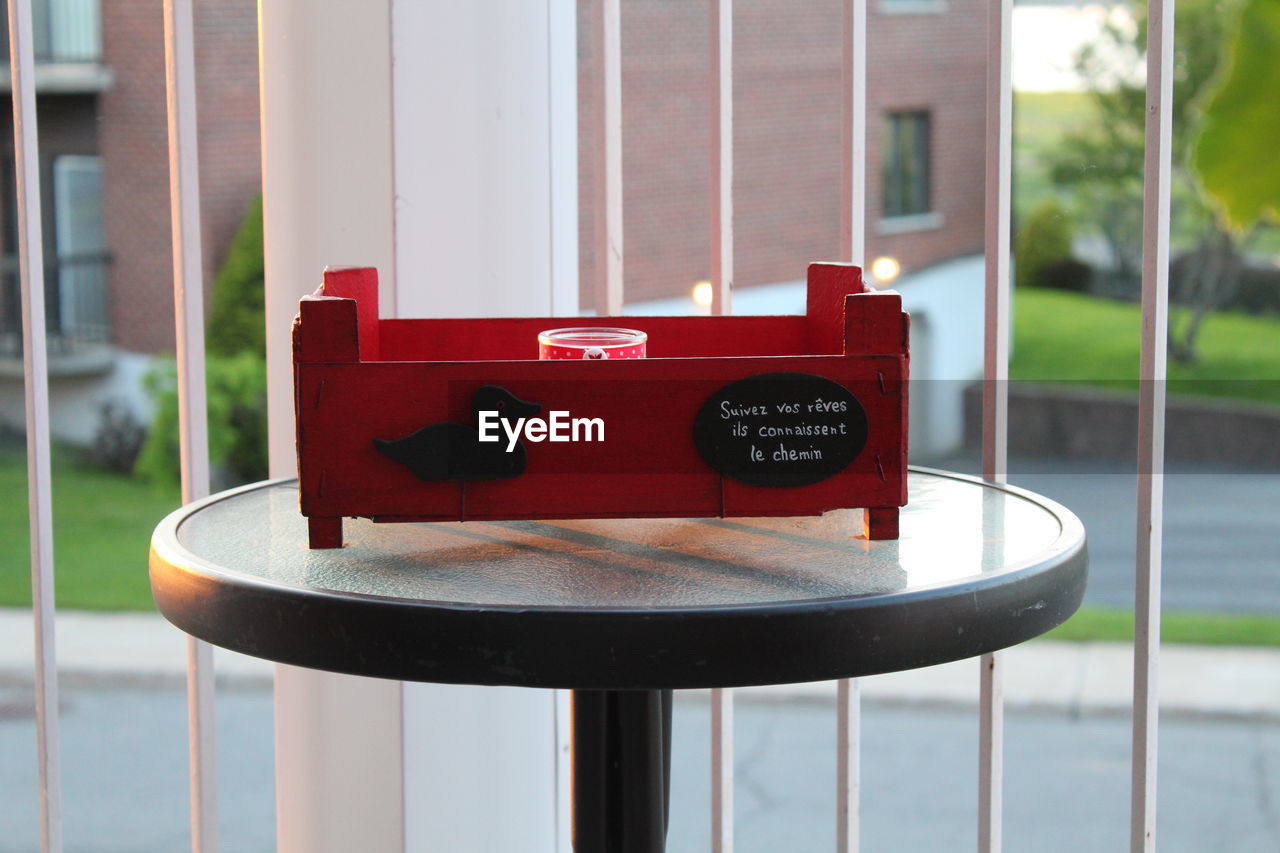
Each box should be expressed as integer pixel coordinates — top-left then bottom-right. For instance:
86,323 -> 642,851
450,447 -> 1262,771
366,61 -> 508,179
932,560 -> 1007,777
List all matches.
2,608 -> 1277,719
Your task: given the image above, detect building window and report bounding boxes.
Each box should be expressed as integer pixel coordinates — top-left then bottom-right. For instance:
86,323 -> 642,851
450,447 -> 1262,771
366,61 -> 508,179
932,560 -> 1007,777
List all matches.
883,111 -> 931,219
0,154 -> 109,356
877,0 -> 948,15
52,155 -> 108,342
1,0 -> 103,64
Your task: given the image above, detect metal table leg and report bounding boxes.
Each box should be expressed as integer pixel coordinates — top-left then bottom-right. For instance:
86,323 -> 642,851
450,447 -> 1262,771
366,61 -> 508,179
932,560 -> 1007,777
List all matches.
571,689 -> 673,853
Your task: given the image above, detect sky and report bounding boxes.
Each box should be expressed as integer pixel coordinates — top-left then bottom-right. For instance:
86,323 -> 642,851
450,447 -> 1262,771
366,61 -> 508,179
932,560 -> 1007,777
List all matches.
1013,3 -> 1140,92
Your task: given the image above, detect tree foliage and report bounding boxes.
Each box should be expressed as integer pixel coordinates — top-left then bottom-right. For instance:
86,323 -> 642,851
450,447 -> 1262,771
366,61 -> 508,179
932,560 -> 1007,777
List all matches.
1192,0 -> 1280,230
1045,0 -> 1250,362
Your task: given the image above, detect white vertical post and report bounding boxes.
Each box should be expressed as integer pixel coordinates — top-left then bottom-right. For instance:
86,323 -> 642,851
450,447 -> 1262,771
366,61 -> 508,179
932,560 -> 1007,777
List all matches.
554,690 -> 573,853
548,5 -> 581,839
391,0 -> 577,321
548,0 -> 582,317
1132,1 -> 1173,850
259,3 -> 404,852
390,3 -> 568,847
7,0 -> 63,849
840,0 -> 866,268
837,2 -> 866,850
980,0 -> 1013,851
835,678 -> 860,853
711,686 -> 734,853
161,1 -> 217,850
594,0 -> 624,315
710,2 -> 735,847
709,0 -> 733,315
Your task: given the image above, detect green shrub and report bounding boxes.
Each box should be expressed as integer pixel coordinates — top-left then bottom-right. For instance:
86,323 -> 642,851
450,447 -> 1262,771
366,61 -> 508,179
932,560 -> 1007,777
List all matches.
1015,199 -> 1075,290
135,194 -> 269,491
1039,257 -> 1094,294
134,351 -> 269,490
87,401 -> 147,473
1229,263 -> 1280,316
207,194 -> 265,358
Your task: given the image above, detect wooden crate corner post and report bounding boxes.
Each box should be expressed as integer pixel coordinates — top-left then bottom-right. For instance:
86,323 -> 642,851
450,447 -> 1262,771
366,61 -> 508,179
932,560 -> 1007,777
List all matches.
294,267 -> 381,548
806,261 -> 867,353
844,286 -> 909,541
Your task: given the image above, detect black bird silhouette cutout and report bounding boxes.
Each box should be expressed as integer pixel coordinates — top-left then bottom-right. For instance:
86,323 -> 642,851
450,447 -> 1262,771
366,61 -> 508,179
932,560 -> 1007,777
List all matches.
373,385 -> 542,481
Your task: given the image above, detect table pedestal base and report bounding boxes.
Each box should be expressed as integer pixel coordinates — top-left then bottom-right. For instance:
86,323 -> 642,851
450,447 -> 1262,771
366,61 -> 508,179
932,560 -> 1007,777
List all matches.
572,689 -> 673,853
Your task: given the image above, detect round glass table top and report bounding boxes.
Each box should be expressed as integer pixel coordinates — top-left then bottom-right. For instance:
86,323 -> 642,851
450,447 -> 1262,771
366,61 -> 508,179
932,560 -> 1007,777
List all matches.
150,469 -> 1086,689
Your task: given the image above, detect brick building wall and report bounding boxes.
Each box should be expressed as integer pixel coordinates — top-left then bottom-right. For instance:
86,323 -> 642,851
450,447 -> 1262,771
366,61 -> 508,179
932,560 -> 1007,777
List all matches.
100,0 -> 260,355
578,0 -> 987,308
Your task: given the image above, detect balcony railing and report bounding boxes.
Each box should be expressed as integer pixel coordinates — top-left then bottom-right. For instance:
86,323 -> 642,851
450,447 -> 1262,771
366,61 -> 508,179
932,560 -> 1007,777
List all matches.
0,250 -> 111,360
0,0 -> 101,65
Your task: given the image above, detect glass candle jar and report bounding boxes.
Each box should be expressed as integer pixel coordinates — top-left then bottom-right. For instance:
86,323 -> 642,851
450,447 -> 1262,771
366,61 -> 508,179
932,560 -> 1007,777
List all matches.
538,327 -> 647,360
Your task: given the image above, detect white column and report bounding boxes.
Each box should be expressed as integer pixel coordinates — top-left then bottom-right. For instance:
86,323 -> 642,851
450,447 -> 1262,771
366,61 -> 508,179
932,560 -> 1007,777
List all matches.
391,2 -> 575,849
259,3 -> 403,852
392,0 -> 579,320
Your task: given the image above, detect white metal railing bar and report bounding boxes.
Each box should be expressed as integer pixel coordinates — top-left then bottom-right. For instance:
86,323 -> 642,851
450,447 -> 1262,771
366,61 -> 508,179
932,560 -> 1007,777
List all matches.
839,0 -> 866,269
836,1 -> 866,850
979,0 -> 1013,850
1131,0 -> 1173,849
977,653 -> 1004,852
8,0 -> 63,849
709,2 -> 735,849
161,1 -> 217,851
711,686 -> 734,853
594,0 -> 623,315
709,0 -> 732,315
554,690 -> 572,853
835,679 -> 861,853
981,0 -> 1011,485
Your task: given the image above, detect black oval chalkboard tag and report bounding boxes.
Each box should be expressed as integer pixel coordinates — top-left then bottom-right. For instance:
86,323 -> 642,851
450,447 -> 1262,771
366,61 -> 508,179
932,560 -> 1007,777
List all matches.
694,372 -> 869,488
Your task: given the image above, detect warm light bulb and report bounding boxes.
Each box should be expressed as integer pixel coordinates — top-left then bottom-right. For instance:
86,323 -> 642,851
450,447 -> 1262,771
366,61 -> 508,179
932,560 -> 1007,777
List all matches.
692,281 -> 714,307
871,256 -> 901,284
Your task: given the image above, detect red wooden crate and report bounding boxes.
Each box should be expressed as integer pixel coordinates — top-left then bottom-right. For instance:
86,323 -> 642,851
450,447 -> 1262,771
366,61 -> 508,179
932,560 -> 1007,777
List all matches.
293,262 -> 909,548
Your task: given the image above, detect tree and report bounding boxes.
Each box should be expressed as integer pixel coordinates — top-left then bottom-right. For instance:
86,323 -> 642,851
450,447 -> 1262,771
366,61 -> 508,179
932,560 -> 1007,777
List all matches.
1192,0 -> 1280,230
1046,0 -> 1249,363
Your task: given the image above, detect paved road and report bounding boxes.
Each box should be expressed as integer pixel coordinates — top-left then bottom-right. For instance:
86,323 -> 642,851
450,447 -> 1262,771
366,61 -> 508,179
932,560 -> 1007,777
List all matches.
671,695 -> 1280,853
1,685 -> 275,853
922,453 -> 1280,615
3,686 -> 1277,852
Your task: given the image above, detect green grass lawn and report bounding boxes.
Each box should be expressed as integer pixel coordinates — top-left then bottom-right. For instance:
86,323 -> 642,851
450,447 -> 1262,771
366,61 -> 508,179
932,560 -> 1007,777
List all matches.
1012,287 -> 1280,406
1046,607 -> 1280,647
0,443 -> 180,611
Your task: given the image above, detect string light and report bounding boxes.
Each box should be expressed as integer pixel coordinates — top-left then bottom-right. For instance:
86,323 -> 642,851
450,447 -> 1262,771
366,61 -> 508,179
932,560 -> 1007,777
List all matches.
692,281 -> 714,307
871,256 -> 901,284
